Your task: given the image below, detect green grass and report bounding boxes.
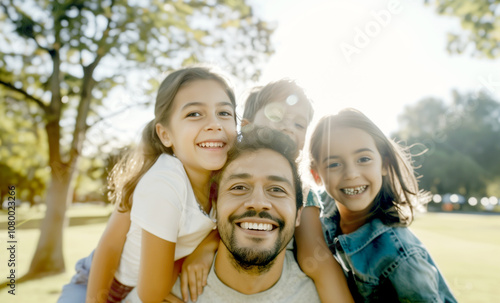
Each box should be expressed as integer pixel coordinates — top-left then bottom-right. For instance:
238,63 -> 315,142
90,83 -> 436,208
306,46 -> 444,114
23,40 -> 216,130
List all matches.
0,204 -> 110,302
1,207 -> 499,302
411,212 -> 500,303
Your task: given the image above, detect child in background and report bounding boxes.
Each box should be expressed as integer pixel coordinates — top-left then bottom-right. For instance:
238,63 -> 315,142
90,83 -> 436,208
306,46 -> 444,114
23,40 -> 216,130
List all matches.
58,66 -> 237,303
241,79 -> 353,303
309,108 -> 457,302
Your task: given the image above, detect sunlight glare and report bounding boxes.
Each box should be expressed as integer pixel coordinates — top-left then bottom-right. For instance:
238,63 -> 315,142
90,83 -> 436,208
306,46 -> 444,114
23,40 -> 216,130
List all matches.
468,197 -> 477,206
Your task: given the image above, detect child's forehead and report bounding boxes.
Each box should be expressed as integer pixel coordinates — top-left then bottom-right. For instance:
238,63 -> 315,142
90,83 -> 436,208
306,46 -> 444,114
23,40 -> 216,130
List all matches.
260,97 -> 312,119
320,127 -> 379,152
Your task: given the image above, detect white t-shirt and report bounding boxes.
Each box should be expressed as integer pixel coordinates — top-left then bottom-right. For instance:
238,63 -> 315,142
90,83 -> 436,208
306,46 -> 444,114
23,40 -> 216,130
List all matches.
114,154 -> 216,286
125,250 -> 320,303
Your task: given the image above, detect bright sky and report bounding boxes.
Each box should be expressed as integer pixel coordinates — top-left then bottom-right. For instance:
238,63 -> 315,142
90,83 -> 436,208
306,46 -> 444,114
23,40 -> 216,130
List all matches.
248,0 -> 500,135
90,0 -> 500,154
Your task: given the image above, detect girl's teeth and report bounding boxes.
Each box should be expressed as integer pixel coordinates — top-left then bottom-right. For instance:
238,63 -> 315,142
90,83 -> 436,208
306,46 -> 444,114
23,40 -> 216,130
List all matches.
199,142 -> 223,148
342,185 -> 367,195
240,222 -> 273,231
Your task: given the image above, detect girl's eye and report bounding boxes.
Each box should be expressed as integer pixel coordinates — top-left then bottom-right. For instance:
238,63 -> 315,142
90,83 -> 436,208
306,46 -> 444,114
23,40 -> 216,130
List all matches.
327,162 -> 341,169
294,123 -> 305,130
358,156 -> 372,163
187,112 -> 201,118
219,110 -> 234,117
268,114 -> 282,122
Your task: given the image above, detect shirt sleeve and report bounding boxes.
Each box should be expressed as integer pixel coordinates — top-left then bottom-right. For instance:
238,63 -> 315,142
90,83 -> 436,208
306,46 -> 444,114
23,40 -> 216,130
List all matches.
388,250 -> 442,303
131,164 -> 187,243
304,189 -> 322,208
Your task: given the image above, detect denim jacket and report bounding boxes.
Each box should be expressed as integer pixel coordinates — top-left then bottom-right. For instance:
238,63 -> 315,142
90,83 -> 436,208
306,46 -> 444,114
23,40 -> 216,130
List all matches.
321,210 -> 457,303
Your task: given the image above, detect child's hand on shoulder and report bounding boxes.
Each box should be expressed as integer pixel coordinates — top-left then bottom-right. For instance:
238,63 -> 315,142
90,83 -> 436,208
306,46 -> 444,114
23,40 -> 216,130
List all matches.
180,245 -> 216,302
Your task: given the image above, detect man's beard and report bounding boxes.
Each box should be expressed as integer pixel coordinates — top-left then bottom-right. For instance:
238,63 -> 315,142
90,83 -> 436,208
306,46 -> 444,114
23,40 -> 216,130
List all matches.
218,210 -> 295,274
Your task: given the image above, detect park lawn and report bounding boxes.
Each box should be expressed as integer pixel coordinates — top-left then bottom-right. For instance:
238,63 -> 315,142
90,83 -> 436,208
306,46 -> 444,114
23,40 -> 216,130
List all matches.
410,212 -> 500,303
0,205 -> 109,302
0,208 -> 499,302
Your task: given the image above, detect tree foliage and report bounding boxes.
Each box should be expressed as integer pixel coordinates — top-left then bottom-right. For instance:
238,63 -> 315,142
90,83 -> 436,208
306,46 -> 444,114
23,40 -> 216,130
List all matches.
0,97 -> 49,205
0,0 -> 274,278
427,0 -> 500,58
395,91 -> 500,197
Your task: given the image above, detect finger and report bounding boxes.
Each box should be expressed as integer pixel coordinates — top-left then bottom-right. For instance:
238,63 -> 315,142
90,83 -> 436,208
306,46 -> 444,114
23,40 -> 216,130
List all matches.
189,269 -> 198,302
181,272 -> 189,302
197,269 -> 203,295
202,267 -> 208,287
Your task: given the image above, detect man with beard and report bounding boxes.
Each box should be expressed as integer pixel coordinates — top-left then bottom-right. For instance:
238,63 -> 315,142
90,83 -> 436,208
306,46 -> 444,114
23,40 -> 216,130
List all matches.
169,127 -> 320,302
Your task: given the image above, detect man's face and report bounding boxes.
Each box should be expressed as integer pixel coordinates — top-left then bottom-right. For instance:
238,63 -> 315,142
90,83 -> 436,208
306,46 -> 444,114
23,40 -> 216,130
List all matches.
216,149 -> 300,271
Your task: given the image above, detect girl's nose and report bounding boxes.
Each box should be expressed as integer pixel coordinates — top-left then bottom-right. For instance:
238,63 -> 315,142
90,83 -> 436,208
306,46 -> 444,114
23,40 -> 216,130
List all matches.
343,164 -> 360,180
204,115 -> 223,131
278,120 -> 296,141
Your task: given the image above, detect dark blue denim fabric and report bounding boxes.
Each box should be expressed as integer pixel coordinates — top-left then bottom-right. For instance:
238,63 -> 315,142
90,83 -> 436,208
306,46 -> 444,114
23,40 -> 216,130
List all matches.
321,207 -> 457,303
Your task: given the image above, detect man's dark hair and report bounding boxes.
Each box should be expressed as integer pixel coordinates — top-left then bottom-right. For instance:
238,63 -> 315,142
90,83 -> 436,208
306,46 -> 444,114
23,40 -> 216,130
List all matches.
214,126 -> 303,210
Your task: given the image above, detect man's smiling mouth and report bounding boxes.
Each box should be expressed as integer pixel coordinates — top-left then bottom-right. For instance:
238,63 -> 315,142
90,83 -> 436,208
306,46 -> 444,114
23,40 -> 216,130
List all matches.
238,222 -> 276,231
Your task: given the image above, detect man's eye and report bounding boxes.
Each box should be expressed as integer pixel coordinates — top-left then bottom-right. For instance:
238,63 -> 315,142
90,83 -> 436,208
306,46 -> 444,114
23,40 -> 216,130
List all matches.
230,185 -> 247,191
269,186 -> 286,193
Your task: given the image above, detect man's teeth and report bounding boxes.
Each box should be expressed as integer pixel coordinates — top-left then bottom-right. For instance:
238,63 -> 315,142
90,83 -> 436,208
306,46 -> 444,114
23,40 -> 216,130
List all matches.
342,185 -> 367,195
240,222 -> 273,231
198,142 -> 224,148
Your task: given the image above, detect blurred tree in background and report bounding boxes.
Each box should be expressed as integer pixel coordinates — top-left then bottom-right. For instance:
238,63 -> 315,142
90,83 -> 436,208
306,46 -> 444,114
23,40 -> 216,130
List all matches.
423,0 -> 500,201
0,96 -> 49,205
0,0 -> 274,278
427,0 -> 500,58
395,91 -> 500,198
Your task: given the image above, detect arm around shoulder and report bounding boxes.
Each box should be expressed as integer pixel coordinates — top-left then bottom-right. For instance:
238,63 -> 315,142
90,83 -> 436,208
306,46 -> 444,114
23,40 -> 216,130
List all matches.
295,206 -> 354,303
137,229 -> 177,303
180,229 -> 219,302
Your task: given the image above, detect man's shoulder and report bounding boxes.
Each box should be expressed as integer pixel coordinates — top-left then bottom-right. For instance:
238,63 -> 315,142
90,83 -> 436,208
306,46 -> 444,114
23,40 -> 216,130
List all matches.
281,251 -> 321,302
189,251 -> 320,303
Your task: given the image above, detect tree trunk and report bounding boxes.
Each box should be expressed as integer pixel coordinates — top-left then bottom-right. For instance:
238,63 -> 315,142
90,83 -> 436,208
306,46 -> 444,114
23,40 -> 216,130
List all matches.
27,161 -> 75,276
26,112 -> 78,277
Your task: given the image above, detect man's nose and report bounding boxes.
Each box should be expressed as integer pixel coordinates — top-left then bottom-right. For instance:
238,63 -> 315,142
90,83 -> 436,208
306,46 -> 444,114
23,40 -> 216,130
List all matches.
244,188 -> 272,210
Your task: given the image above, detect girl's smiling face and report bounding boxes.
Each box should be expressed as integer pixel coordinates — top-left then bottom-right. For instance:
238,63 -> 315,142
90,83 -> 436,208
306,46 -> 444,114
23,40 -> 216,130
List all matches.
156,79 -> 237,174
314,127 -> 387,215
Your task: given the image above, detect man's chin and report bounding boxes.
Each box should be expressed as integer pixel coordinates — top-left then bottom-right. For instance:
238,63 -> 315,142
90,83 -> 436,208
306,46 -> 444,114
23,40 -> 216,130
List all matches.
231,248 -> 278,274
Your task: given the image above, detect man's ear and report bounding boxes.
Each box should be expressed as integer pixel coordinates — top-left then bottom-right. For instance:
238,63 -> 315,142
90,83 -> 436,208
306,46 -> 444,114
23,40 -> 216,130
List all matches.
156,123 -> 172,147
310,168 -> 323,186
241,119 -> 250,127
295,206 -> 303,227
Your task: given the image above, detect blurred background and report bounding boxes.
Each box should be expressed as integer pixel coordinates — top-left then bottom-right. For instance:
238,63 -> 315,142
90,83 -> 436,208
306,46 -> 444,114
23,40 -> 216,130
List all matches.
1,0 -> 499,302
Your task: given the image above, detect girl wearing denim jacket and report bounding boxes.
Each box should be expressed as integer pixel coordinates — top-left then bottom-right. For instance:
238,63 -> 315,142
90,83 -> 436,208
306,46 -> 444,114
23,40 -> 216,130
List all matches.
309,108 -> 457,302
